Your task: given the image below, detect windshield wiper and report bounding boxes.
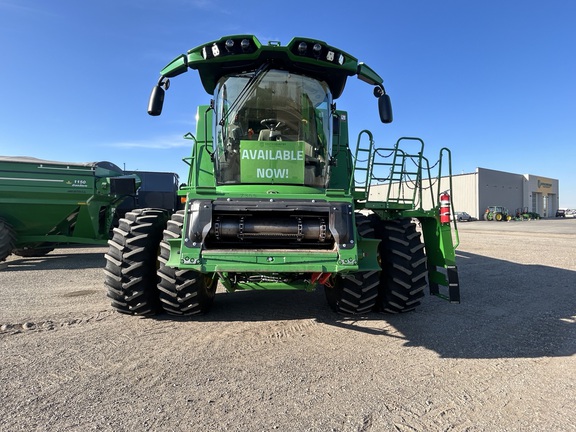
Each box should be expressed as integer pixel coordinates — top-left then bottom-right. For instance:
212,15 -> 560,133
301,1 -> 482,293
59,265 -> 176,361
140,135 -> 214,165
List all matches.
219,62 -> 271,128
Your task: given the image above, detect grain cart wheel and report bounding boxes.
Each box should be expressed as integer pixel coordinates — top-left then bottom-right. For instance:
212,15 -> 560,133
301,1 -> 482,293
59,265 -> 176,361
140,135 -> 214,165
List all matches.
104,208 -> 169,316
157,211 -> 217,316
495,212 -> 503,221
374,218 -> 427,313
0,219 -> 16,262
324,214 -> 379,315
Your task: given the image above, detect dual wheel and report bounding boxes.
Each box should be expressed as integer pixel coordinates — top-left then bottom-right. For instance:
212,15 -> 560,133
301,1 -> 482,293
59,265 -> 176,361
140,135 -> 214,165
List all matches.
104,209 -> 427,317
104,209 -> 216,316
324,214 -> 427,315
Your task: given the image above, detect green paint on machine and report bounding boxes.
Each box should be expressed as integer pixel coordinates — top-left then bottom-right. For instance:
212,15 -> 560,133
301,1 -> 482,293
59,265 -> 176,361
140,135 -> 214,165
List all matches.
102,35 -> 462,318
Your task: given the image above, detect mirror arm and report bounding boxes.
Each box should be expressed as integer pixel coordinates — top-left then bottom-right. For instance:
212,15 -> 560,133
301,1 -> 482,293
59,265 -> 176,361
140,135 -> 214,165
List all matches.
373,84 -> 385,98
157,76 -> 170,90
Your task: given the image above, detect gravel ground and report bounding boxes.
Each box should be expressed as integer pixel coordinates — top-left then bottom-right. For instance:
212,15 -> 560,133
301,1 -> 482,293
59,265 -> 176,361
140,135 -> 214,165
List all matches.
1,219 -> 575,431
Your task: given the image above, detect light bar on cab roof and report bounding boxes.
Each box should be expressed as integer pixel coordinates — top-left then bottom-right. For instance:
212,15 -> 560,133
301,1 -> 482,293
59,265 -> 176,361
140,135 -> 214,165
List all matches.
289,39 -> 345,65
157,35 -> 366,98
198,36 -> 347,67
200,36 -> 258,60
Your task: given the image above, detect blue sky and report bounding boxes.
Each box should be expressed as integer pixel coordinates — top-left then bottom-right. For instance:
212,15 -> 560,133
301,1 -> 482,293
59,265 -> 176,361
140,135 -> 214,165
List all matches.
1,0 -> 575,207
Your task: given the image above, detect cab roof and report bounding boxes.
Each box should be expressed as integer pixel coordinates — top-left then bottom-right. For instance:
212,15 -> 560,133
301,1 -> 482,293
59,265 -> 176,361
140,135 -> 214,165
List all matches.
158,35 -> 383,99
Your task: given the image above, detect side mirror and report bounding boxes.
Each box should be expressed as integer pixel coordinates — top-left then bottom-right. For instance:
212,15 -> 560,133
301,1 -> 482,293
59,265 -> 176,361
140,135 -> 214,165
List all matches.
378,94 -> 393,124
147,85 -> 165,116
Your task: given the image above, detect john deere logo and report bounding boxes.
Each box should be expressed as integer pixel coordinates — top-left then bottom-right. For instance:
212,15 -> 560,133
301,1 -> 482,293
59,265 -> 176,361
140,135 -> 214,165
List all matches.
537,179 -> 552,189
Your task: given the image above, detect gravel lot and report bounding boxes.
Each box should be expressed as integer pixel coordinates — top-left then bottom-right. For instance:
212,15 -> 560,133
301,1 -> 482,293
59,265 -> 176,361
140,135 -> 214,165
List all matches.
1,219 -> 575,431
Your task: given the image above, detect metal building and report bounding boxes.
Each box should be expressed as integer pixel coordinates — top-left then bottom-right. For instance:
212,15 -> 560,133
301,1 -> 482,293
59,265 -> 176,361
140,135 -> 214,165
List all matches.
370,167 -> 559,219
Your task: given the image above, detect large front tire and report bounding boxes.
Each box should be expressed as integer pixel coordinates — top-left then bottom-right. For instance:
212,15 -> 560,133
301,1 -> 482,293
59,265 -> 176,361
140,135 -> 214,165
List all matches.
157,211 -> 217,316
324,214 -> 379,315
374,218 -> 427,313
104,208 -> 169,315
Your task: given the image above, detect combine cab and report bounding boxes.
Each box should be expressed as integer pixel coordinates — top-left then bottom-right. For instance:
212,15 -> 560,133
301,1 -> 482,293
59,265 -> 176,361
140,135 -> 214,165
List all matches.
104,35 -> 460,316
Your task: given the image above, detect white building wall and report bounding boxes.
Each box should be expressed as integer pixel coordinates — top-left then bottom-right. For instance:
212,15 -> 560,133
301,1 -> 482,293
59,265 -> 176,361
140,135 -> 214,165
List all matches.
449,173 -> 479,218
366,167 -> 559,219
477,168 -> 524,218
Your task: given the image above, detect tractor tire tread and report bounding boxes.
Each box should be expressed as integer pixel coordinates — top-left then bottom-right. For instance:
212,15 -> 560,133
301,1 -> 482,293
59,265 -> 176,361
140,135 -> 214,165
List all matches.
375,218 -> 428,313
157,211 -> 217,316
324,213 -> 379,315
104,208 -> 169,316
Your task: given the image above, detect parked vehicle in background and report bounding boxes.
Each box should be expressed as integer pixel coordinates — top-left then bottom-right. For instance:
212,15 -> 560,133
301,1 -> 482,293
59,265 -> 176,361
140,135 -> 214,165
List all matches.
0,156 -> 138,261
483,206 -> 511,221
564,209 -> 576,218
514,207 -> 540,221
556,209 -> 566,217
453,211 -> 475,222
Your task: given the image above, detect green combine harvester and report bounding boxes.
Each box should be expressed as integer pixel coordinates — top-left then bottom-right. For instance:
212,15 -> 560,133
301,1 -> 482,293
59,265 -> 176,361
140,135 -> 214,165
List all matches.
0,157 -> 138,261
104,35 -> 460,316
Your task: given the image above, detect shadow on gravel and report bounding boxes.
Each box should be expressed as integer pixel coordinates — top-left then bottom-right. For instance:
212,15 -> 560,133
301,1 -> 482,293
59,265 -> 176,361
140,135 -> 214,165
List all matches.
7,244 -> 573,360
1,250 -> 106,271
334,250 -> 576,359
153,288 -> 331,323
154,250 -> 576,360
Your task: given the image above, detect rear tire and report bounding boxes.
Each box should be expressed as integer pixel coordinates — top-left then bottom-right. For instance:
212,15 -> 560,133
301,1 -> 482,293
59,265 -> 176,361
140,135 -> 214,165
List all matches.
104,208 -> 169,315
157,211 -> 217,316
0,219 -> 16,262
324,214 -> 379,315
373,218 -> 427,313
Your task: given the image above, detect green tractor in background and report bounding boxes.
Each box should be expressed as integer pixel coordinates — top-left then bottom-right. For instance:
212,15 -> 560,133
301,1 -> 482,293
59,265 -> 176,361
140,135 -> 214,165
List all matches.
514,207 -> 541,221
483,206 -> 511,221
104,35 -> 460,316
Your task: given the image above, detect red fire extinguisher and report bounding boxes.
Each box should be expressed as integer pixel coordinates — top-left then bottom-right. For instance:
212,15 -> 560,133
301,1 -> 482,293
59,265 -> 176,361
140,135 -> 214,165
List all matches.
439,191 -> 451,224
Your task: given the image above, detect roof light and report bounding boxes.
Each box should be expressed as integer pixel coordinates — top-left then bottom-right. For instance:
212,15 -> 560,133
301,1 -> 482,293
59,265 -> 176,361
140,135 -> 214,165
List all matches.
338,53 -> 344,65
211,44 -> 220,57
225,39 -> 234,52
298,42 -> 307,54
313,43 -> 322,58
241,39 -> 250,51
326,51 -> 335,62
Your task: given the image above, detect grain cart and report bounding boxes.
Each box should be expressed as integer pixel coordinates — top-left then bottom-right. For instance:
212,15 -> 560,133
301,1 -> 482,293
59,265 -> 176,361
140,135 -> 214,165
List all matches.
105,35 -> 460,316
0,156 -> 138,261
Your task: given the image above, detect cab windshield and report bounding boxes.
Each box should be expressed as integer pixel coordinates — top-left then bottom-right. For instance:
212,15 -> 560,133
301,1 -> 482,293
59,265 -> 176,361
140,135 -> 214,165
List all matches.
213,69 -> 332,186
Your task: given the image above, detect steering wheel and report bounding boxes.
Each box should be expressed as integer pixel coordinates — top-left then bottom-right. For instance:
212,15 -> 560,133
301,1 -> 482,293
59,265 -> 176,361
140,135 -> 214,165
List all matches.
260,118 -> 285,131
